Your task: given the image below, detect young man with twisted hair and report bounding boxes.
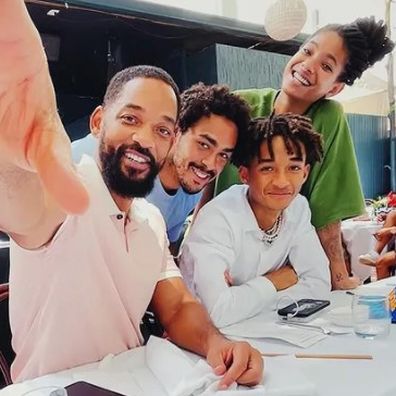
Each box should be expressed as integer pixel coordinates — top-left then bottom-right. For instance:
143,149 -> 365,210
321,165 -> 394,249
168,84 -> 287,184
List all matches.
180,114 -> 331,328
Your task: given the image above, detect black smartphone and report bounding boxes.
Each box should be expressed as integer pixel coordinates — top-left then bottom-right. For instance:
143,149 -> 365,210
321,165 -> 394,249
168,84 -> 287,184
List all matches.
277,299 -> 330,321
65,381 -> 126,396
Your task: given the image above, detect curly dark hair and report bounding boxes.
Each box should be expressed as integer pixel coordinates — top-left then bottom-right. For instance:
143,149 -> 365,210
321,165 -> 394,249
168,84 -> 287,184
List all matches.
312,17 -> 394,86
103,65 -> 180,114
178,83 -> 251,158
232,113 -> 323,168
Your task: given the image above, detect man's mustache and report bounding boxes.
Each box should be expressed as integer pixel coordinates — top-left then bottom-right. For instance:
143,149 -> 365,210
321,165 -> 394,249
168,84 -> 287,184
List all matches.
189,162 -> 216,180
118,143 -> 155,165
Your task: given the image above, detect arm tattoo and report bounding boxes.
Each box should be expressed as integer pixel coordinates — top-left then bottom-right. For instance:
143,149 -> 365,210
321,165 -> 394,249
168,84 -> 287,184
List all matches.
317,221 -> 348,280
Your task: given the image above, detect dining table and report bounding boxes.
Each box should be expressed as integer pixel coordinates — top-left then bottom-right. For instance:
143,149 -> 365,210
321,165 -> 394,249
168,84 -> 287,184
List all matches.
1,278 -> 396,396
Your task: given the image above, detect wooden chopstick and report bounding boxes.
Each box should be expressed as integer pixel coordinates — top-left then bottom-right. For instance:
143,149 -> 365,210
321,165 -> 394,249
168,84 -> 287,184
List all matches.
261,353 -> 373,360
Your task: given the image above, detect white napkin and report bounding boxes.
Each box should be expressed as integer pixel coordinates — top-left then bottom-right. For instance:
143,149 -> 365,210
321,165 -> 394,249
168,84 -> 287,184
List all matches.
146,337 -> 265,396
172,360 -> 264,396
145,336 -> 196,394
145,337 -> 317,396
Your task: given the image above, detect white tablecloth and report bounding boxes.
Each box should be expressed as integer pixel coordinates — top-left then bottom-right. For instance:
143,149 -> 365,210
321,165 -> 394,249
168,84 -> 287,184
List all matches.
240,279 -> 396,396
341,220 -> 382,281
2,278 -> 396,396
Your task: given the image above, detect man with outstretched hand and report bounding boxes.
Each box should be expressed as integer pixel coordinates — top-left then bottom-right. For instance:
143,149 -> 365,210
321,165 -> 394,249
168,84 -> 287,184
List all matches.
0,0 -> 263,386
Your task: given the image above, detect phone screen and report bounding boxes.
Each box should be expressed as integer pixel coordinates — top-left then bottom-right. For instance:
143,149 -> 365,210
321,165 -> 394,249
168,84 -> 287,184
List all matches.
277,299 -> 330,318
65,381 -> 126,396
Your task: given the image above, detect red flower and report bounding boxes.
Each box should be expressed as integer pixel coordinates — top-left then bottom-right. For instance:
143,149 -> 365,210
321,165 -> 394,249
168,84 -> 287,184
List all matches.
387,192 -> 396,207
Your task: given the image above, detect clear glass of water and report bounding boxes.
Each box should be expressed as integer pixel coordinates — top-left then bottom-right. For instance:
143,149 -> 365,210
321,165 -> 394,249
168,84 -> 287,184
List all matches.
352,293 -> 391,339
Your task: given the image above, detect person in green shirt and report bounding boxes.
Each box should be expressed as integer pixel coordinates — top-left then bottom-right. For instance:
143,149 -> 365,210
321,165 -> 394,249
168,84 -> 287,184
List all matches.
209,17 -> 394,290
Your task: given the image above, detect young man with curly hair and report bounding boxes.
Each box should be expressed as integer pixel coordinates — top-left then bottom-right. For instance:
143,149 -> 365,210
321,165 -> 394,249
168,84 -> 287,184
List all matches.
72,82 -> 250,252
180,114 -> 331,328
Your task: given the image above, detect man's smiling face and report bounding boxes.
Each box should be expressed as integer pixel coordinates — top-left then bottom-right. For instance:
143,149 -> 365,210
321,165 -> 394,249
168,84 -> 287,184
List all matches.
172,114 -> 238,194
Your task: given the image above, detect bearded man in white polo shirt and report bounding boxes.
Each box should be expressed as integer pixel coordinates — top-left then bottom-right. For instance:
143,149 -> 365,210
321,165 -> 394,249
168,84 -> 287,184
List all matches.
180,114 -> 331,328
0,0 -> 263,385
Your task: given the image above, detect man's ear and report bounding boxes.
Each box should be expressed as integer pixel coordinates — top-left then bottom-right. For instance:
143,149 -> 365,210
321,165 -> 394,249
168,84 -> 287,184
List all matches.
325,82 -> 345,98
239,166 -> 249,184
89,106 -> 104,138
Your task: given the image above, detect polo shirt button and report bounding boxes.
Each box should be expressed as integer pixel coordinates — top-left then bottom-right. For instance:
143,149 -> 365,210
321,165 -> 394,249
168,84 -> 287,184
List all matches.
116,214 -> 123,220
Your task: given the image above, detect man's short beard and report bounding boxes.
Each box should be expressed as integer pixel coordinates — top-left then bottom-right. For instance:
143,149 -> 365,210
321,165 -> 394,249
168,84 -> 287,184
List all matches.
179,180 -> 203,195
178,162 -> 216,195
99,141 -> 159,198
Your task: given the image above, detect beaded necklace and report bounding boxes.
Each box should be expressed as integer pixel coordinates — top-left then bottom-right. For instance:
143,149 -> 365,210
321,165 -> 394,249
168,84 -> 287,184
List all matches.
260,213 -> 283,245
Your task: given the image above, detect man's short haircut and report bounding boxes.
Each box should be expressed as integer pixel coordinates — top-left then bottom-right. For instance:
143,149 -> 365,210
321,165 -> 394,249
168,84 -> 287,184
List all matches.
232,113 -> 323,168
178,83 -> 251,159
103,65 -> 181,115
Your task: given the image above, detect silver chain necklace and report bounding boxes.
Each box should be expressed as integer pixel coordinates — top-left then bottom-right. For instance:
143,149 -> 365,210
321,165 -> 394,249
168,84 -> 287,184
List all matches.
260,213 -> 283,245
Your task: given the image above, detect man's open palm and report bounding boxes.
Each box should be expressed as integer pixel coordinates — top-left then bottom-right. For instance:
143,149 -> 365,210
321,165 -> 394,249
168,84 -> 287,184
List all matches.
0,0 -> 89,214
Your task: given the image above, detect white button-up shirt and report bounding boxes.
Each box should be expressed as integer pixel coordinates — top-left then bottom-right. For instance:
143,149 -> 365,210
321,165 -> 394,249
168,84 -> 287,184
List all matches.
180,185 -> 330,328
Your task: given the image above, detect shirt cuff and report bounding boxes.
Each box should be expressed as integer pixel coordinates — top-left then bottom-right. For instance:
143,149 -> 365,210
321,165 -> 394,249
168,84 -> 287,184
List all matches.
245,276 -> 277,304
158,269 -> 182,282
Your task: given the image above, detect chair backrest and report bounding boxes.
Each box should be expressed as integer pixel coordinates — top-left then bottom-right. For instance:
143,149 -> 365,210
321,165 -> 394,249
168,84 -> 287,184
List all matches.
0,284 -> 13,387
140,310 -> 164,345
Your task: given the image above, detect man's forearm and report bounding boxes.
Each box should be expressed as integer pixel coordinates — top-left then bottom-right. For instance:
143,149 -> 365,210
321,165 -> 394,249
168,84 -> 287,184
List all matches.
164,299 -> 224,357
317,221 -> 348,282
151,278 -> 264,388
151,278 -> 224,358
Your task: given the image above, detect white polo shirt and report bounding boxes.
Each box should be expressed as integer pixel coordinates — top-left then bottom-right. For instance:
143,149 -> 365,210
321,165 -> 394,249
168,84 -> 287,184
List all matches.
180,184 -> 330,328
9,155 -> 180,382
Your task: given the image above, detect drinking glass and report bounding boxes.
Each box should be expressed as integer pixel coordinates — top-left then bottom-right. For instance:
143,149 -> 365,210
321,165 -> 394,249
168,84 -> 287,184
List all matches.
352,293 -> 391,339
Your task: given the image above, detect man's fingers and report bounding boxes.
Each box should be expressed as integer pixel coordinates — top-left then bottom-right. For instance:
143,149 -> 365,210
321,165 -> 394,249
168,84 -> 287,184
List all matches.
0,0 -> 46,90
207,354 -> 227,377
0,1 -> 89,216
234,363 -> 264,386
34,120 -> 90,214
37,154 -> 90,214
222,348 -> 263,388
218,342 -> 251,389
213,365 -> 226,376
234,349 -> 264,386
207,341 -> 263,390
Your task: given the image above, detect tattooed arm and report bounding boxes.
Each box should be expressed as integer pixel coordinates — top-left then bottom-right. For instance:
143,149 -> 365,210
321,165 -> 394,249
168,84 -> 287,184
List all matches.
317,221 -> 360,290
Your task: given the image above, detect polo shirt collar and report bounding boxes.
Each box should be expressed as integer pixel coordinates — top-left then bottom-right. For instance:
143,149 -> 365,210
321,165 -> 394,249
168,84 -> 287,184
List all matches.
77,155 -> 148,224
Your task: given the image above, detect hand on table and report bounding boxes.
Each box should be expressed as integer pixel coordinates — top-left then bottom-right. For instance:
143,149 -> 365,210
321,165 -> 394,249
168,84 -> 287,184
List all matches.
332,274 -> 361,290
206,335 -> 263,389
